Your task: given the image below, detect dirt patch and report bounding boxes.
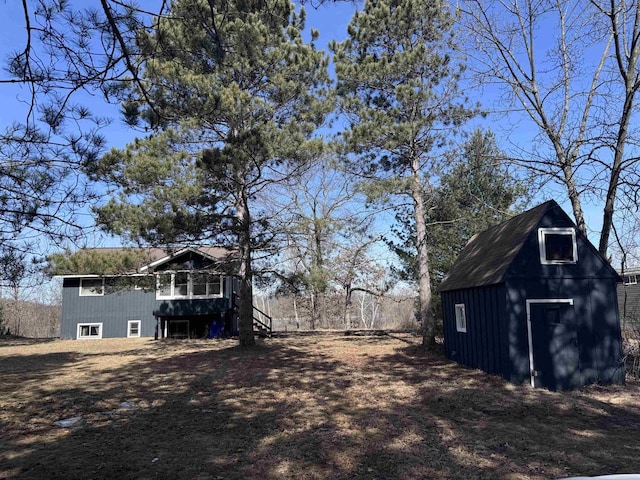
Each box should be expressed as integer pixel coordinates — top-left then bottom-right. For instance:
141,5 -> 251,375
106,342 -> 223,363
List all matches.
1,334 -> 639,479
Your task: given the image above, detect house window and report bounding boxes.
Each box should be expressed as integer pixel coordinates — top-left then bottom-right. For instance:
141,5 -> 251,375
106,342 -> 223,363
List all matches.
79,278 -> 104,296
192,273 -> 222,297
77,323 -> 103,339
127,320 -> 141,338
455,304 -> 467,333
538,228 -> 578,265
624,274 -> 638,285
157,273 -> 173,298
155,272 -> 224,300
174,272 -> 189,298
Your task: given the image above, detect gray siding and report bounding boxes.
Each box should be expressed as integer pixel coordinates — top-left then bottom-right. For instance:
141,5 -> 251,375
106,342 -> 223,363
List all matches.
60,276 -> 236,339
61,278 -> 158,339
618,283 -> 640,332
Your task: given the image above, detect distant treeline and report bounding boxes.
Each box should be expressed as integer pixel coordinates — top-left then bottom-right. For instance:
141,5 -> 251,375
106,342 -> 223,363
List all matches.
0,300 -> 60,338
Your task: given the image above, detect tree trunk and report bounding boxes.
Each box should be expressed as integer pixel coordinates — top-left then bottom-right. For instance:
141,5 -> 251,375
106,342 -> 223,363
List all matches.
236,190 -> 255,347
12,285 -> 20,337
598,0 -> 640,258
293,295 -> 300,330
317,291 -> 326,329
313,217 -> 326,329
411,158 -> 437,349
343,285 -> 352,328
309,291 -> 316,330
561,160 -> 587,237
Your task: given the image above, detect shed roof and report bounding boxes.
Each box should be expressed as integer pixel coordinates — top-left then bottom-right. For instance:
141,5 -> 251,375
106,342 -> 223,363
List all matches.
438,201 -> 555,292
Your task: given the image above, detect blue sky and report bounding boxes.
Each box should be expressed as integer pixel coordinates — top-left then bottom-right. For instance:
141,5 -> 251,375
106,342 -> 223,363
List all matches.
0,0 -> 608,253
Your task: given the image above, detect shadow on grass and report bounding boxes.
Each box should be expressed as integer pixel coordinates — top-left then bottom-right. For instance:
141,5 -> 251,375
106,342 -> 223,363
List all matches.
0,337 -> 58,348
1,336 -> 639,479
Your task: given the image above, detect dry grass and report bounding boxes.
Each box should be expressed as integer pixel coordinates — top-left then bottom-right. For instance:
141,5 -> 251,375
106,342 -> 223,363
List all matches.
1,333 -> 639,480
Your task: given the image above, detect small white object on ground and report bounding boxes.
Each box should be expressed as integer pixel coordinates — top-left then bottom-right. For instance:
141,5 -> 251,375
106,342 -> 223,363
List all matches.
53,417 -> 82,428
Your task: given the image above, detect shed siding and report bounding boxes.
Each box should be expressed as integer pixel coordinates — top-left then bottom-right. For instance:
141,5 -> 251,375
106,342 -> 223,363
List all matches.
442,284 -> 506,376
591,278 -> 625,384
507,208 -> 617,281
506,277 -> 624,385
441,201 -> 623,389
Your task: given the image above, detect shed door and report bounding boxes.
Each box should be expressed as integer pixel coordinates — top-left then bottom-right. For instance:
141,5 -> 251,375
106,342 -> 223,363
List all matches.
530,303 -> 581,390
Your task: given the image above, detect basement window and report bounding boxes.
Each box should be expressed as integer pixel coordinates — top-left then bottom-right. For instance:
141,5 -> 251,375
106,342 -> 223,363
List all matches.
77,323 -> 102,340
127,320 -> 141,338
79,278 -> 105,296
538,228 -> 577,265
455,304 -> 467,333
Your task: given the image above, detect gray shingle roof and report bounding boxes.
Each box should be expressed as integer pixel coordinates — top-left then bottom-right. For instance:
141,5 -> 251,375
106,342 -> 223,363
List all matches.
438,201 -> 555,292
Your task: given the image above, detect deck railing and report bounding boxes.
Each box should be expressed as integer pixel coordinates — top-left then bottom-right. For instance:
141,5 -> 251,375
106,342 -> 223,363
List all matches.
232,292 -> 272,337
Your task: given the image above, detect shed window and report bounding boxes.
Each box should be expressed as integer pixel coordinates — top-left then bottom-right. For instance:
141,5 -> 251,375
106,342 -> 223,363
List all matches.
538,228 -> 577,264
127,320 -> 141,338
79,278 -> 104,296
455,304 -> 467,333
77,323 -> 102,339
624,274 -> 638,285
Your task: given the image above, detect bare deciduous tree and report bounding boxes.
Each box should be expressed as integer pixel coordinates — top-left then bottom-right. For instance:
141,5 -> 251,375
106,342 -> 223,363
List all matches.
460,0 -> 640,257
271,159 -> 380,329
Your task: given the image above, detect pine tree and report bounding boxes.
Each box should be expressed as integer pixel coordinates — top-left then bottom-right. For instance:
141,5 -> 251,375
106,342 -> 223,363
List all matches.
90,0 -> 331,346
388,129 -> 529,321
331,0 -> 475,348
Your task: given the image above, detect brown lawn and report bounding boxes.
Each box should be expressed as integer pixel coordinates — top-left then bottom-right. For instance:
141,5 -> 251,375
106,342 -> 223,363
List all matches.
0,333 -> 639,480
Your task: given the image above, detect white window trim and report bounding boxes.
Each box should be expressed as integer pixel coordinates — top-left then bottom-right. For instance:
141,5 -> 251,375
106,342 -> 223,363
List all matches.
538,227 -> 578,265
172,272 -> 190,299
191,273 -> 223,298
525,299 -> 574,388
624,274 -> 638,285
155,272 -> 224,300
455,304 -> 467,333
156,273 -> 174,299
127,320 -> 141,338
77,323 -> 103,340
79,278 -> 105,297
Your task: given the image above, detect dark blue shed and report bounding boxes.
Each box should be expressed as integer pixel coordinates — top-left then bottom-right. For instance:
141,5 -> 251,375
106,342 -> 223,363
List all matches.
439,200 -> 625,390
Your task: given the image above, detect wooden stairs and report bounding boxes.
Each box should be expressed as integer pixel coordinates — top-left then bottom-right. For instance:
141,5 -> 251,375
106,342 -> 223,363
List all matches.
232,293 -> 272,337
252,304 -> 272,337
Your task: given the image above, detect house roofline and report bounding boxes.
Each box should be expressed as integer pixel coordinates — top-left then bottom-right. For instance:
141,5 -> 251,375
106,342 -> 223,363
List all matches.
618,267 -> 640,275
54,273 -> 151,279
139,247 -> 227,271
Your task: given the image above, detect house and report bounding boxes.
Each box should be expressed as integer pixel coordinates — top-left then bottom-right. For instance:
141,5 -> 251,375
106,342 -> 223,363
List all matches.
617,266 -> 640,334
56,246 -> 270,340
438,200 -> 625,390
